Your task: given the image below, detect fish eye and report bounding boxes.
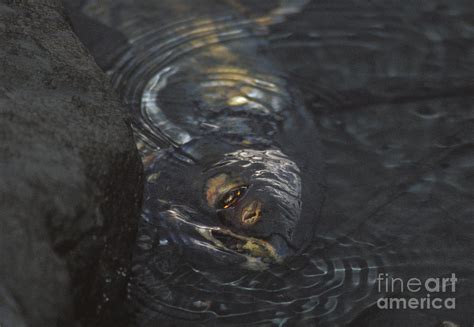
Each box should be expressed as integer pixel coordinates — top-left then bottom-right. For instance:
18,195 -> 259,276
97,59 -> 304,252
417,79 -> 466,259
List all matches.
218,186 -> 248,209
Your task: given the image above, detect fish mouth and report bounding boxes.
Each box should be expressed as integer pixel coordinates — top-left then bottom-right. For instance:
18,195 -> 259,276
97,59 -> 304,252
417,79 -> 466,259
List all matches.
155,206 -> 287,270
197,226 -> 283,270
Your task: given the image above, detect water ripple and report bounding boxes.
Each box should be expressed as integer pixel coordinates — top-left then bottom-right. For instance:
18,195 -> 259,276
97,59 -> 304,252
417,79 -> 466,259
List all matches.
77,0 -> 474,325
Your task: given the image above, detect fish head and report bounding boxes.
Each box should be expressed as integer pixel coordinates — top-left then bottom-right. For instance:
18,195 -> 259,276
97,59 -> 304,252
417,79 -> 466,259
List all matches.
144,139 -> 305,270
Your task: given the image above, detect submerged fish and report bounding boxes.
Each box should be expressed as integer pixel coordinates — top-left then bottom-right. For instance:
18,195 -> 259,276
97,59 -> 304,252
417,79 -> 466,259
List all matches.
66,0 -> 474,325
71,0 -> 324,270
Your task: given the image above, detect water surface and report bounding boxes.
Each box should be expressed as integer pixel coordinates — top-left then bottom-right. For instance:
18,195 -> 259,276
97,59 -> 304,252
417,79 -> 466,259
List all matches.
74,0 -> 474,325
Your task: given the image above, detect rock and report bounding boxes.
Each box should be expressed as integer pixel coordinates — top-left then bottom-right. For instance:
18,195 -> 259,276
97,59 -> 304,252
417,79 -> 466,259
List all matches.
0,1 -> 142,326
62,0 -> 129,71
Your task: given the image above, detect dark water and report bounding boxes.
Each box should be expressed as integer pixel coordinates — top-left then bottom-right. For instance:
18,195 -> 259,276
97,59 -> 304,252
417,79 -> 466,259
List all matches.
71,0 -> 474,325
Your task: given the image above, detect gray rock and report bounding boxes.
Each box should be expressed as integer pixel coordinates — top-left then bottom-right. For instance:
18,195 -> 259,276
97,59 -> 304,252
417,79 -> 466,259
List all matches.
0,1 -> 143,326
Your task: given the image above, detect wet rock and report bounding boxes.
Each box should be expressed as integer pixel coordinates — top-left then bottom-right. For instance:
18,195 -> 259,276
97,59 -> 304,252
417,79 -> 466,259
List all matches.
62,1 -> 129,71
0,1 -> 142,326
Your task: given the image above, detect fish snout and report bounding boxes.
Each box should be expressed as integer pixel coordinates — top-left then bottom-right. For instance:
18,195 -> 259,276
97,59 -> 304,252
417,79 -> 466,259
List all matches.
240,200 -> 262,226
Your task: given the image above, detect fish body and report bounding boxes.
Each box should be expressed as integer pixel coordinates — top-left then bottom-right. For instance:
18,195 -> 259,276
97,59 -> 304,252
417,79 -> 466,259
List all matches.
64,1 -> 474,326
72,0 -> 325,269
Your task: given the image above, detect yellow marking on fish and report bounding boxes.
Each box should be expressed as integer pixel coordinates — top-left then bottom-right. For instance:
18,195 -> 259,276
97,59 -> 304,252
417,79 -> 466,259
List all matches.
228,96 -> 248,106
241,200 -> 262,225
205,173 -> 242,207
242,238 -> 279,261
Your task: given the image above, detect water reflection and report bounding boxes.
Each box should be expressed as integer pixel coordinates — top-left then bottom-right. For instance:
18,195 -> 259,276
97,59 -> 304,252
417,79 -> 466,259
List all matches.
75,0 -> 473,325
